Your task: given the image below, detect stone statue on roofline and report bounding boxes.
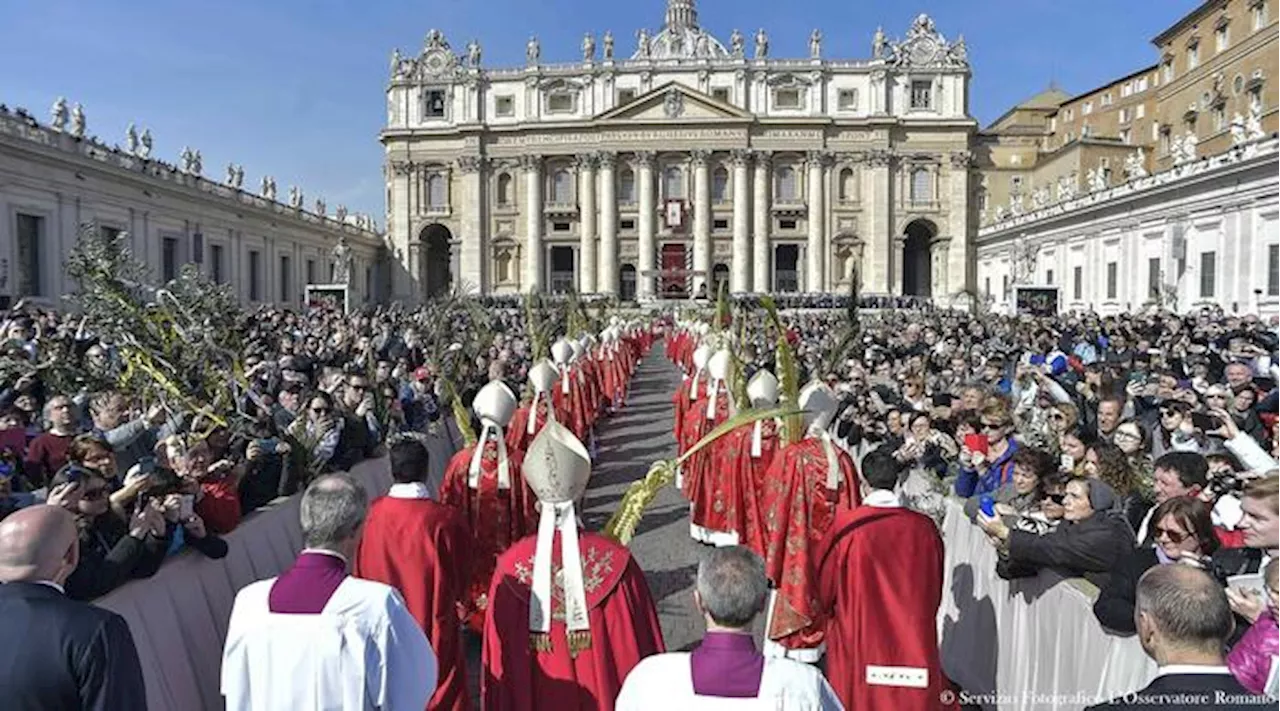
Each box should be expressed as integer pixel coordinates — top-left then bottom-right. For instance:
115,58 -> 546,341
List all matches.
526,36 -> 540,65
809,29 -> 822,59
50,97 -> 69,131
730,29 -> 744,57
754,28 -> 768,58
872,27 -> 886,59
70,103 -> 86,138
126,123 -> 139,155
467,39 -> 482,67
582,33 -> 595,62
138,128 -> 153,159
602,31 -> 614,60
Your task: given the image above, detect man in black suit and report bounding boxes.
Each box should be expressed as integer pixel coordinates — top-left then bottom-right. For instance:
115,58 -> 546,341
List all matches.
0,504 -> 148,711
1088,565 -> 1270,710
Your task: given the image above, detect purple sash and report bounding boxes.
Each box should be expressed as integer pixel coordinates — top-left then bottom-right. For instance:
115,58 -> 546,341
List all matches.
691,632 -> 765,698
268,552 -> 347,614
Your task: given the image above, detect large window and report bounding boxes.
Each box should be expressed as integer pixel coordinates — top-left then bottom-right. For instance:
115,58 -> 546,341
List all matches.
546,92 -> 575,114
618,168 -> 636,204
1255,1 -> 1269,30
1148,257 -> 1162,298
248,250 -> 262,302
774,88 -> 802,109
211,244 -> 225,284
711,166 -> 729,202
550,169 -> 574,204
426,173 -> 448,210
837,89 -> 858,111
1199,251 -> 1216,298
909,168 -> 932,204
1187,42 -> 1200,70
1073,266 -> 1083,300
279,255 -> 292,303
1215,22 -> 1230,52
910,80 -> 932,110
1106,262 -> 1118,300
305,257 -> 315,286
495,96 -> 514,117
15,214 -> 43,297
1269,244 -> 1279,296
663,166 -> 685,200
162,237 -> 179,282
774,166 -> 798,202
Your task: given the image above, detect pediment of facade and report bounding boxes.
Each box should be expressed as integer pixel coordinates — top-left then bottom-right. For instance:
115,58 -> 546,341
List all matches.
594,82 -> 752,123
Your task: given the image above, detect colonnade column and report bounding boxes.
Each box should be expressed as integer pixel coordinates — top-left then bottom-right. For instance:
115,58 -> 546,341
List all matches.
636,151 -> 656,300
597,152 -> 618,296
731,149 -> 752,293
521,155 -> 543,293
457,156 -> 485,293
692,150 -> 711,295
577,154 -> 598,294
806,151 -> 828,293
892,235 -> 906,295
751,151 -> 771,293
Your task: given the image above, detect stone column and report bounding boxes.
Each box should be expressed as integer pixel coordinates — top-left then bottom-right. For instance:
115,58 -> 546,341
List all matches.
931,236 -> 951,295
945,151 -> 973,296
891,235 -> 906,295
636,151 -> 656,300
521,155 -> 543,293
751,151 -> 771,292
862,150 -> 893,293
732,149 -> 753,292
457,156 -> 486,293
577,154 -> 598,294
391,160 -> 416,303
692,150 -> 711,295
806,151 -> 828,293
598,153 -> 618,295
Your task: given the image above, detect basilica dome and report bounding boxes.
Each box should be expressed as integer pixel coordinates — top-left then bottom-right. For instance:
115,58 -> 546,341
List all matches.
633,0 -> 730,60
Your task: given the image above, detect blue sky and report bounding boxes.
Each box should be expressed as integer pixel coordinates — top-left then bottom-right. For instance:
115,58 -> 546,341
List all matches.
2,0 -> 1202,223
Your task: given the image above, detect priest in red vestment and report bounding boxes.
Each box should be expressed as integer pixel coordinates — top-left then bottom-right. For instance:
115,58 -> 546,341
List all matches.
507,359 -> 558,456
759,381 -> 860,662
481,421 -> 666,711
551,339 -> 590,443
816,448 -> 953,711
671,343 -> 711,484
356,439 -> 472,711
440,380 -> 531,631
716,369 -> 782,557
684,349 -> 736,545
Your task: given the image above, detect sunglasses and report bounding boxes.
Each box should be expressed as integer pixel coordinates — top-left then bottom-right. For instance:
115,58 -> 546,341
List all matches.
311,407 -> 331,415
81,487 -> 108,501
1154,526 -> 1193,544
981,422 -> 1006,432
347,383 -> 368,391
1046,493 -> 1066,505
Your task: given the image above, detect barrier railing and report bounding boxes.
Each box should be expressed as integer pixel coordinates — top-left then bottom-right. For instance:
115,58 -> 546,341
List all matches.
96,457 -> 393,711
937,498 -> 1157,710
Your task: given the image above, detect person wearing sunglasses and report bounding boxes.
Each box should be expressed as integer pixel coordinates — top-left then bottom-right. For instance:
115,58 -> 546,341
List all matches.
47,464 -> 168,600
1093,496 -> 1219,634
954,400 -> 1020,499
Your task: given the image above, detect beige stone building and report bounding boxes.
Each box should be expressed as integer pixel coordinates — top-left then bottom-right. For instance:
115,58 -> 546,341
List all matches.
0,104 -> 384,308
976,0 -> 1277,227
381,2 -> 977,302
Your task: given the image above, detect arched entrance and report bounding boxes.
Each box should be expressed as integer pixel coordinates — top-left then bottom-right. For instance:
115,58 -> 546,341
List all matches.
902,219 -> 935,297
619,264 -> 637,302
419,223 -> 452,298
711,263 -> 730,296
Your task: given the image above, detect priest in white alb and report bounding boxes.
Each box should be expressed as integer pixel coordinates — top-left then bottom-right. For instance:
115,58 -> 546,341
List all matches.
221,473 -> 438,711
615,545 -> 842,710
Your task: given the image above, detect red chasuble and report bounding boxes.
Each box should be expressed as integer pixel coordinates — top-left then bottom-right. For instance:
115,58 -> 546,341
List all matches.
670,376 -> 707,457
480,532 -> 666,711
506,396 -> 553,457
758,438 -> 860,656
552,371 -> 591,443
681,391 -> 732,534
439,438 -> 532,632
815,504 -> 953,711
714,419 -> 782,557
355,496 -> 472,711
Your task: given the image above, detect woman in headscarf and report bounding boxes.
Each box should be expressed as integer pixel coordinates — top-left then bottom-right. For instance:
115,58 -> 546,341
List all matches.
977,477 -> 1134,588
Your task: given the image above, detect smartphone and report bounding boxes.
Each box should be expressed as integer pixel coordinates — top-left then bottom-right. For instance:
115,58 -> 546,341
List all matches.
136,457 -> 157,475
178,494 -> 195,521
1190,412 -> 1220,431
1060,454 -> 1075,472
963,433 -> 990,455
255,438 -> 280,455
979,494 -> 996,518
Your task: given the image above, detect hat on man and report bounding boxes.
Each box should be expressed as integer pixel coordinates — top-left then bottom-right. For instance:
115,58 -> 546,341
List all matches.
468,380 -> 517,489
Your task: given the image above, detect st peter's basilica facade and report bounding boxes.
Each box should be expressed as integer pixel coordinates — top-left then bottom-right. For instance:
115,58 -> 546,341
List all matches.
382,1 -> 976,302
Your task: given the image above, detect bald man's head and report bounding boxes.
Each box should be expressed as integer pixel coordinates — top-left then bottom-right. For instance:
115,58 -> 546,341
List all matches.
1135,564 -> 1233,660
0,505 -> 79,585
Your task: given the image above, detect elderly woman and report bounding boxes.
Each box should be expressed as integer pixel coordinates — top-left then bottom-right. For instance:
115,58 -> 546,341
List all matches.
1092,496 -> 1219,633
978,477 -> 1135,588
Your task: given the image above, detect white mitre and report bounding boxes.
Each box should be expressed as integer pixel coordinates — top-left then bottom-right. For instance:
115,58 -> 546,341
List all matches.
522,421 -> 594,646
798,380 -> 843,490
468,380 -> 517,489
705,349 -> 733,418
746,369 -> 780,457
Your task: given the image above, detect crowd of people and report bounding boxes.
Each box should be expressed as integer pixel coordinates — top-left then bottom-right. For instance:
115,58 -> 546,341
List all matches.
1,272 -> 1278,709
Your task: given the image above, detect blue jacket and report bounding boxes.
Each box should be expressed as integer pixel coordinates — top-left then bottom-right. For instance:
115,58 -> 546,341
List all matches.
954,439 -> 1020,498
